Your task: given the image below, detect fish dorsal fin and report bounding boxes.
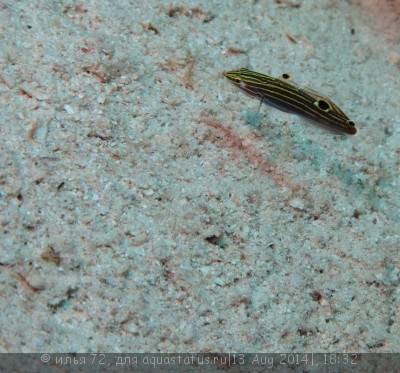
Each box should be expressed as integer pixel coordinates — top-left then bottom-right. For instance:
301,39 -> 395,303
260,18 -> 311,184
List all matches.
276,72 -> 301,89
277,72 -> 292,82
301,86 -> 325,100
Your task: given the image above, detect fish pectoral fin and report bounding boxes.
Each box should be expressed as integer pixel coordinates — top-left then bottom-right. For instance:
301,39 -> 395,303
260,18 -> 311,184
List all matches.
262,98 -> 293,113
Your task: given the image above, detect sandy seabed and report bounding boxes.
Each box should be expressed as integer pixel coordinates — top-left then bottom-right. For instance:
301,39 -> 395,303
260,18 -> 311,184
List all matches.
1,0 -> 400,353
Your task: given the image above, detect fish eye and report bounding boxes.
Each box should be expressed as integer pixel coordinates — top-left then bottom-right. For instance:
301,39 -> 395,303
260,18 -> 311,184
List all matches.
348,121 -> 356,127
235,79 -> 241,83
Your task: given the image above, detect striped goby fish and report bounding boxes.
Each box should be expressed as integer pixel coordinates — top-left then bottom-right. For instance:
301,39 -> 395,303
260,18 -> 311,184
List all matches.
224,68 -> 357,135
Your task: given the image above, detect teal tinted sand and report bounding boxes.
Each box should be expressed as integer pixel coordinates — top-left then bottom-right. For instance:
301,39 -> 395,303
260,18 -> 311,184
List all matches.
1,0 -> 399,355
